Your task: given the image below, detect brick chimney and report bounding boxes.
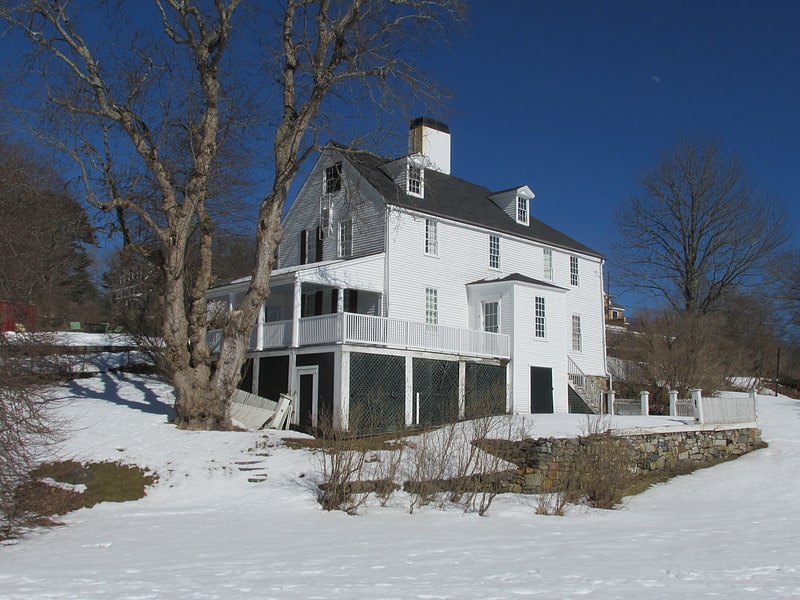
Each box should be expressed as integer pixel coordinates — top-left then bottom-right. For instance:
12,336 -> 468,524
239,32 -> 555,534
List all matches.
408,117 -> 451,175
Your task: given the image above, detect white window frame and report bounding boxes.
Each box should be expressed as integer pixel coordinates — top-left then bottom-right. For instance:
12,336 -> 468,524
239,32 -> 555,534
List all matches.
324,162 -> 342,194
543,248 -> 553,281
534,296 -> 546,339
482,301 -> 499,333
572,314 -> 582,352
425,287 -> 438,325
338,219 -> 352,258
489,235 -> 500,269
425,219 -> 438,256
516,196 -> 529,225
408,165 -> 424,197
570,256 -> 579,286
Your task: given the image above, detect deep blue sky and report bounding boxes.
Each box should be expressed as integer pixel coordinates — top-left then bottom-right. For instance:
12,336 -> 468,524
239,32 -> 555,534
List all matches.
418,1 -> 799,310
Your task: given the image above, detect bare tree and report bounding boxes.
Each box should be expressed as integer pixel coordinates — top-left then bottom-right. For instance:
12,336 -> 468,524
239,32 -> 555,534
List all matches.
615,139 -> 788,314
772,250 -> 800,343
0,139 -> 97,326
1,0 -> 464,429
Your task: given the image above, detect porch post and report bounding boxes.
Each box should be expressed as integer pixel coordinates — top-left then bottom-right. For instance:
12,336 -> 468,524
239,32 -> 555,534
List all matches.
337,287 -> 345,313
291,276 -> 301,348
458,361 -> 466,419
607,390 -> 616,415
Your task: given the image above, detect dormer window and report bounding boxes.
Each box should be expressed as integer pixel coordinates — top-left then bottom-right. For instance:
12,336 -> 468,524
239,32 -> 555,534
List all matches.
324,162 -> 342,194
407,164 -> 424,197
516,196 -> 529,225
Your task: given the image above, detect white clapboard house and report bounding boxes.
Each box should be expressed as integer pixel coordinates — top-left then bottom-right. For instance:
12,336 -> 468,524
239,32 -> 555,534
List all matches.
207,118 -> 608,432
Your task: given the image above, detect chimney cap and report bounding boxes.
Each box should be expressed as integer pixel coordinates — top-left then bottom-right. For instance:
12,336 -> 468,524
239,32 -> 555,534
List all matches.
409,116 -> 450,134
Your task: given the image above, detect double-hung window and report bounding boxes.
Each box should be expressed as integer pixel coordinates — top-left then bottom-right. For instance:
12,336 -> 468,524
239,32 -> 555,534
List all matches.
425,288 -> 438,324
324,162 -> 342,194
408,165 -> 423,197
543,248 -> 553,281
572,315 -> 582,352
570,256 -> 579,286
489,235 -> 500,269
534,296 -> 546,339
483,301 -> 499,333
516,196 -> 529,225
338,219 -> 352,258
425,219 -> 438,256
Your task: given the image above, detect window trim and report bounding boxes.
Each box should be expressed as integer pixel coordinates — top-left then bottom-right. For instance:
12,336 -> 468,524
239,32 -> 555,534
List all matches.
543,248 -> 553,281
570,255 -> 579,287
425,219 -> 438,256
572,314 -> 582,352
408,164 -> 424,197
324,162 -> 342,194
338,219 -> 353,258
482,300 -> 499,333
534,296 -> 546,339
516,196 -> 529,225
425,287 -> 438,325
489,234 -> 500,270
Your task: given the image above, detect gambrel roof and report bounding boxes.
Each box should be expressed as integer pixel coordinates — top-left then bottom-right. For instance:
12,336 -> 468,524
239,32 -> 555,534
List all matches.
336,146 -> 604,260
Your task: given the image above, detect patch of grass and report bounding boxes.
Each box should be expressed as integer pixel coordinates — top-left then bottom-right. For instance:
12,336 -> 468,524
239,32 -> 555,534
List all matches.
18,460 -> 156,519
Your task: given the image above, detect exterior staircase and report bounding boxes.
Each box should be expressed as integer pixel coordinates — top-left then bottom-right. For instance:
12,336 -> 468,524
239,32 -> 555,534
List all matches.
567,357 -> 604,414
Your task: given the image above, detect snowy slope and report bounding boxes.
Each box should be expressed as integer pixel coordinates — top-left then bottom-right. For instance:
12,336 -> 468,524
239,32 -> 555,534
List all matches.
1,373 -> 799,599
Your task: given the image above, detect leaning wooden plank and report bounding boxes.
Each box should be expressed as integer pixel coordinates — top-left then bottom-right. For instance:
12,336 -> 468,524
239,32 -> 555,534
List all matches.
231,389 -> 278,431
267,393 -> 293,430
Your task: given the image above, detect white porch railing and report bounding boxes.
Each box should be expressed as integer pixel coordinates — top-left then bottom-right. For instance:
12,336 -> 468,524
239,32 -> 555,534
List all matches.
208,313 -> 510,359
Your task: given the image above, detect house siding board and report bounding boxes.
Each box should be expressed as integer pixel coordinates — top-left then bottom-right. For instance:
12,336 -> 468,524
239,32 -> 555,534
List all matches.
280,152 -> 386,268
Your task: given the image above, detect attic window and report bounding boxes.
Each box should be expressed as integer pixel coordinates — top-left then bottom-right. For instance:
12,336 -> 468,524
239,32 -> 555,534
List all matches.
325,162 -> 342,194
516,196 -> 529,225
407,165 -> 424,197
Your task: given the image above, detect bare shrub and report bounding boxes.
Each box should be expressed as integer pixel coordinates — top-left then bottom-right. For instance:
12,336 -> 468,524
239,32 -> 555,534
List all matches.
559,417 -> 636,510
0,333 -> 63,538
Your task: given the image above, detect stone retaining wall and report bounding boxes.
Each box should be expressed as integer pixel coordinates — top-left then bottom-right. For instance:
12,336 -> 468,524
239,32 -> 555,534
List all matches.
500,426 -> 762,494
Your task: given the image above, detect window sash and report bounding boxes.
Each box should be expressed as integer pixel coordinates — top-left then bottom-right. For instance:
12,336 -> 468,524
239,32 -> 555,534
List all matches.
324,162 -> 342,194
535,296 -> 546,338
517,196 -> 528,224
408,165 -> 423,196
425,219 -> 438,255
338,219 -> 352,257
543,248 -> 553,281
483,301 -> 499,333
489,235 -> 500,269
572,314 -> 582,352
570,256 -> 579,286
425,288 -> 438,324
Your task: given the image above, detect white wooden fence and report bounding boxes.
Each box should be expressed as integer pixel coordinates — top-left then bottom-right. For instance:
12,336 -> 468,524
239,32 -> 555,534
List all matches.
608,389 -> 758,424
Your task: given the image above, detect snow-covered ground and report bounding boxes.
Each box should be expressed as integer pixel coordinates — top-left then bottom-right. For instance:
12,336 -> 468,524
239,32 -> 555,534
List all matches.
1,372 -> 799,599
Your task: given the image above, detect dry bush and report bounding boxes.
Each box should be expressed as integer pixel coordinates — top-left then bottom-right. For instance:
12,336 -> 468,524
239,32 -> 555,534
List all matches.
558,416 -> 636,510
0,333 -> 64,537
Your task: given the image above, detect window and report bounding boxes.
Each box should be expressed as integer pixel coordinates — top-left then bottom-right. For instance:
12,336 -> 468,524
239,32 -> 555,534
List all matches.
534,296 -> 546,338
543,248 -> 553,281
425,219 -> 438,256
483,301 -> 499,333
489,235 -> 500,269
320,204 -> 332,234
408,165 -> 423,197
572,315 -> 582,352
425,288 -> 438,324
324,162 -> 342,194
516,196 -> 529,225
338,219 -> 352,257
570,256 -> 579,286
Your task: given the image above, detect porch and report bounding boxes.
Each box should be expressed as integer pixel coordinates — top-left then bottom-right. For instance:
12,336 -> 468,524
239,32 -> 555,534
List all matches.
208,311 -> 510,359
